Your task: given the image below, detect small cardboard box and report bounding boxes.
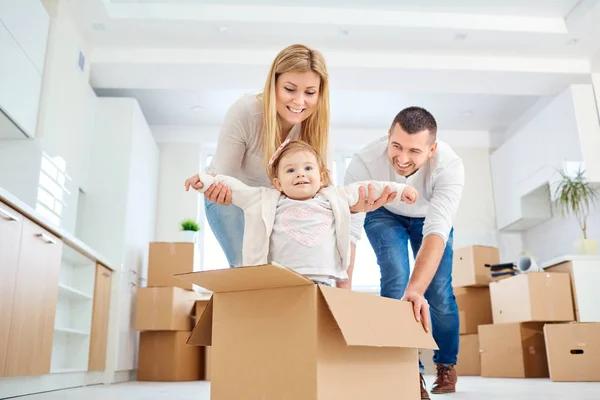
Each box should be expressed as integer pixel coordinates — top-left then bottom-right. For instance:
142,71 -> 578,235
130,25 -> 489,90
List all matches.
452,246 -> 499,288
176,264 -> 438,400
544,322 -> 600,382
490,272 -> 575,324
148,242 -> 196,290
478,322 -> 548,378
455,334 -> 480,376
455,287 -> 493,335
135,286 -> 201,331
137,331 -> 204,381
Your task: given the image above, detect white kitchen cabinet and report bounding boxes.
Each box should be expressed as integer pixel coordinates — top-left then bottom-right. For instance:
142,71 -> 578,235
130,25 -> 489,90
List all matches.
0,0 -> 50,73
490,85 -> 597,231
76,97 -> 159,380
0,0 -> 49,138
0,23 -> 43,138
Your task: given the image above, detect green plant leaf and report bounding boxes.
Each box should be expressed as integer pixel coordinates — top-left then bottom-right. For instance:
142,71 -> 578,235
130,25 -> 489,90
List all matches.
180,218 -> 200,232
553,166 -> 598,238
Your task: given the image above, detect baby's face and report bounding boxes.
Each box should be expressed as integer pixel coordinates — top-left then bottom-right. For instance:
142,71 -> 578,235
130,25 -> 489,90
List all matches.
273,151 -> 322,200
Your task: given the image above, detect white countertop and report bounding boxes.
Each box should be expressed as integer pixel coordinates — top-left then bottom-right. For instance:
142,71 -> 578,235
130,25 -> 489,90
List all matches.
0,186 -> 117,271
540,254 -> 600,269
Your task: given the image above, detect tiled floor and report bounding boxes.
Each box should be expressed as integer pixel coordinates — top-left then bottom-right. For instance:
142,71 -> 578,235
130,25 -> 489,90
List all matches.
19,376 -> 600,400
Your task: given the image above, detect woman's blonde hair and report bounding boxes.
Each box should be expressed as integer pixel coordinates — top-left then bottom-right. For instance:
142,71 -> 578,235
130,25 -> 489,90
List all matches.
267,140 -> 331,188
260,44 -> 330,171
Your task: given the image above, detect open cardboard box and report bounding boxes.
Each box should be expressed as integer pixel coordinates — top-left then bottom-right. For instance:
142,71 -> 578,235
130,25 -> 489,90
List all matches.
175,264 -> 438,400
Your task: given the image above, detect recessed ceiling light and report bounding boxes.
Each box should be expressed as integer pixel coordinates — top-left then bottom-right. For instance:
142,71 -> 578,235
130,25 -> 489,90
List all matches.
92,23 -> 106,31
218,26 -> 229,33
455,32 -> 468,41
190,105 -> 205,112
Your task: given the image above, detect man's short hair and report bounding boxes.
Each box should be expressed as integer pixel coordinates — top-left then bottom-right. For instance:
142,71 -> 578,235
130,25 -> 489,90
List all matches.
390,107 -> 437,142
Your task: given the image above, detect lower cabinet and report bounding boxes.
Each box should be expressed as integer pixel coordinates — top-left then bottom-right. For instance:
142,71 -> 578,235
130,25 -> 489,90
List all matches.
5,217 -> 63,377
89,264 -> 112,371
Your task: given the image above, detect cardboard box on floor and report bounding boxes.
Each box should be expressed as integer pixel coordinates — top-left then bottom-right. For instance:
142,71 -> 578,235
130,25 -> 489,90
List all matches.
455,334 -> 480,376
544,322 -> 600,382
148,242 -> 197,290
137,331 -> 204,381
478,322 -> 548,378
135,286 -> 202,331
452,245 -> 500,288
490,272 -> 574,324
455,287 -> 493,335
176,264 -> 438,400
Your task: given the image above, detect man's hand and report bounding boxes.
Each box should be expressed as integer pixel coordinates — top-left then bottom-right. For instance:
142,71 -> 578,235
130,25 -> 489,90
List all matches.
336,280 -> 352,290
401,289 -> 430,333
401,186 -> 418,204
349,184 -> 397,213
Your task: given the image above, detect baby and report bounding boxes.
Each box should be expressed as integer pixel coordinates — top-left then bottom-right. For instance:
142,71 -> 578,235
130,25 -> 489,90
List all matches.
185,140 -> 418,285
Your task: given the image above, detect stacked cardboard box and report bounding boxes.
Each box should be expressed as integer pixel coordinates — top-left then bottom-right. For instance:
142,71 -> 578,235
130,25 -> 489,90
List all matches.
135,242 -> 208,381
448,245 -> 498,376
481,270 -> 578,379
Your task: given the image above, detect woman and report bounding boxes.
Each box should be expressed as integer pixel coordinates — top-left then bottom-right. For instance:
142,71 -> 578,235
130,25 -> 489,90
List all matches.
186,43 -> 395,274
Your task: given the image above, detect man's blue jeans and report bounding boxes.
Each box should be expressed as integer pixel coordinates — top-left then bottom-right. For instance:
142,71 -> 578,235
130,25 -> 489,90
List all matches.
204,199 -> 244,267
364,207 -> 459,373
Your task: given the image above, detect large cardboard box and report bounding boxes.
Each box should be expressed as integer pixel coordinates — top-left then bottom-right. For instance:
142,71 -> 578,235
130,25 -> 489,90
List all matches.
544,322 -> 600,382
490,272 -> 574,324
452,245 -> 499,288
176,264 -> 438,400
194,300 -> 211,381
137,331 -> 204,381
148,242 -> 196,290
135,286 -> 201,331
455,287 -> 492,335
479,323 -> 548,378
455,334 -> 480,376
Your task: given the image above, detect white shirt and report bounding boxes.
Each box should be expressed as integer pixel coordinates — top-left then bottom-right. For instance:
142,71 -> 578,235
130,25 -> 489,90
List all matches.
344,136 -> 465,245
269,195 -> 341,281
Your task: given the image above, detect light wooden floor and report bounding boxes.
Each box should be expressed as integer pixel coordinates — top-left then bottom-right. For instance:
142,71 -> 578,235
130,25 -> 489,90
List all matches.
19,376 -> 600,399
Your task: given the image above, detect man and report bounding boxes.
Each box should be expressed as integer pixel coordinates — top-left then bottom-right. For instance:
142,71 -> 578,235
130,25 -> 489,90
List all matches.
344,107 -> 464,399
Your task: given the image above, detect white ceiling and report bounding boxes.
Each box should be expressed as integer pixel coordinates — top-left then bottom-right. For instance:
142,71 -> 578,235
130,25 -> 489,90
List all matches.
65,0 -> 600,137
94,87 -> 538,131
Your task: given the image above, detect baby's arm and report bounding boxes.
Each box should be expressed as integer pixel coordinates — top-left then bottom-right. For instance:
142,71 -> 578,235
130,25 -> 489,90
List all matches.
343,180 -> 415,207
197,174 -> 261,210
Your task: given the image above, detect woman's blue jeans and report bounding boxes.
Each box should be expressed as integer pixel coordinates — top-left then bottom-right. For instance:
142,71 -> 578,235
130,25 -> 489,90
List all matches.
204,198 -> 244,267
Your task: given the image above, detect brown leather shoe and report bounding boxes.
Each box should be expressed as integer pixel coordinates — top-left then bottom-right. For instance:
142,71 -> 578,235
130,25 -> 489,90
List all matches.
420,373 -> 430,400
431,364 -> 457,394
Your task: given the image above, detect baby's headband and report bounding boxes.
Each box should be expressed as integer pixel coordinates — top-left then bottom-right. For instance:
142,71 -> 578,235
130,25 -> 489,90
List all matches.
268,138 -> 291,167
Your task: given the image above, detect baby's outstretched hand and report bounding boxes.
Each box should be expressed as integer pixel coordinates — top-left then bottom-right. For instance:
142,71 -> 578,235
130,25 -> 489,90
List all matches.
401,186 -> 418,204
184,174 -> 204,191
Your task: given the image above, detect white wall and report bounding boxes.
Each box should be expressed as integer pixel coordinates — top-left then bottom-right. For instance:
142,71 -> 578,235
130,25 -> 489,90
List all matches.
154,142 -> 202,242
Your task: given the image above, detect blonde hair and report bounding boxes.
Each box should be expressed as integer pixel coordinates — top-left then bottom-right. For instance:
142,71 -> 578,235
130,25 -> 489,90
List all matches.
267,140 -> 331,187
260,44 -> 330,171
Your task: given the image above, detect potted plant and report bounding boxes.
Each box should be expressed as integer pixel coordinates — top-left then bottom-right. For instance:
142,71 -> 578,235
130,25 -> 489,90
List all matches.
553,165 -> 599,254
179,218 -> 200,244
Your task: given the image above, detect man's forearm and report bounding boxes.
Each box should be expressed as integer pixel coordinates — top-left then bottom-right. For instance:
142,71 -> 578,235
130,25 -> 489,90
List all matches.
406,234 -> 446,295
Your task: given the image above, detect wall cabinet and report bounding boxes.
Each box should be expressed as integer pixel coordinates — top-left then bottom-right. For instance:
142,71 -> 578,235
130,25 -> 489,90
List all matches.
5,216 -> 63,377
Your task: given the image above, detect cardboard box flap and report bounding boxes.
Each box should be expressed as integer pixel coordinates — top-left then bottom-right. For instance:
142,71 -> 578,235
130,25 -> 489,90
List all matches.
174,264 -> 313,293
319,286 -> 438,349
187,297 -> 213,346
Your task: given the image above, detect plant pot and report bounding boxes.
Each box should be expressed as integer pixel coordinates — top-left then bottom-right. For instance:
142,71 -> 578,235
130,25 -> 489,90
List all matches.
179,230 -> 198,244
575,238 -> 599,255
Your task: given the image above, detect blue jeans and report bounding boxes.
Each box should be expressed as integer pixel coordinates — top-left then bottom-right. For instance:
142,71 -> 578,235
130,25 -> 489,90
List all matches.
364,207 -> 459,373
204,199 -> 244,267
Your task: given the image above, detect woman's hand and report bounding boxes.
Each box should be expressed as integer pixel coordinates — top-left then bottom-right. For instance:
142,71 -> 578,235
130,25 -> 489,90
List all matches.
349,184 -> 397,213
204,182 -> 232,206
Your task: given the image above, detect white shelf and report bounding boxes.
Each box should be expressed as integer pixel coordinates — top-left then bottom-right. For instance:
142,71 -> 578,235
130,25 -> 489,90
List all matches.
54,327 -> 90,336
58,283 -> 93,301
50,367 -> 88,374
